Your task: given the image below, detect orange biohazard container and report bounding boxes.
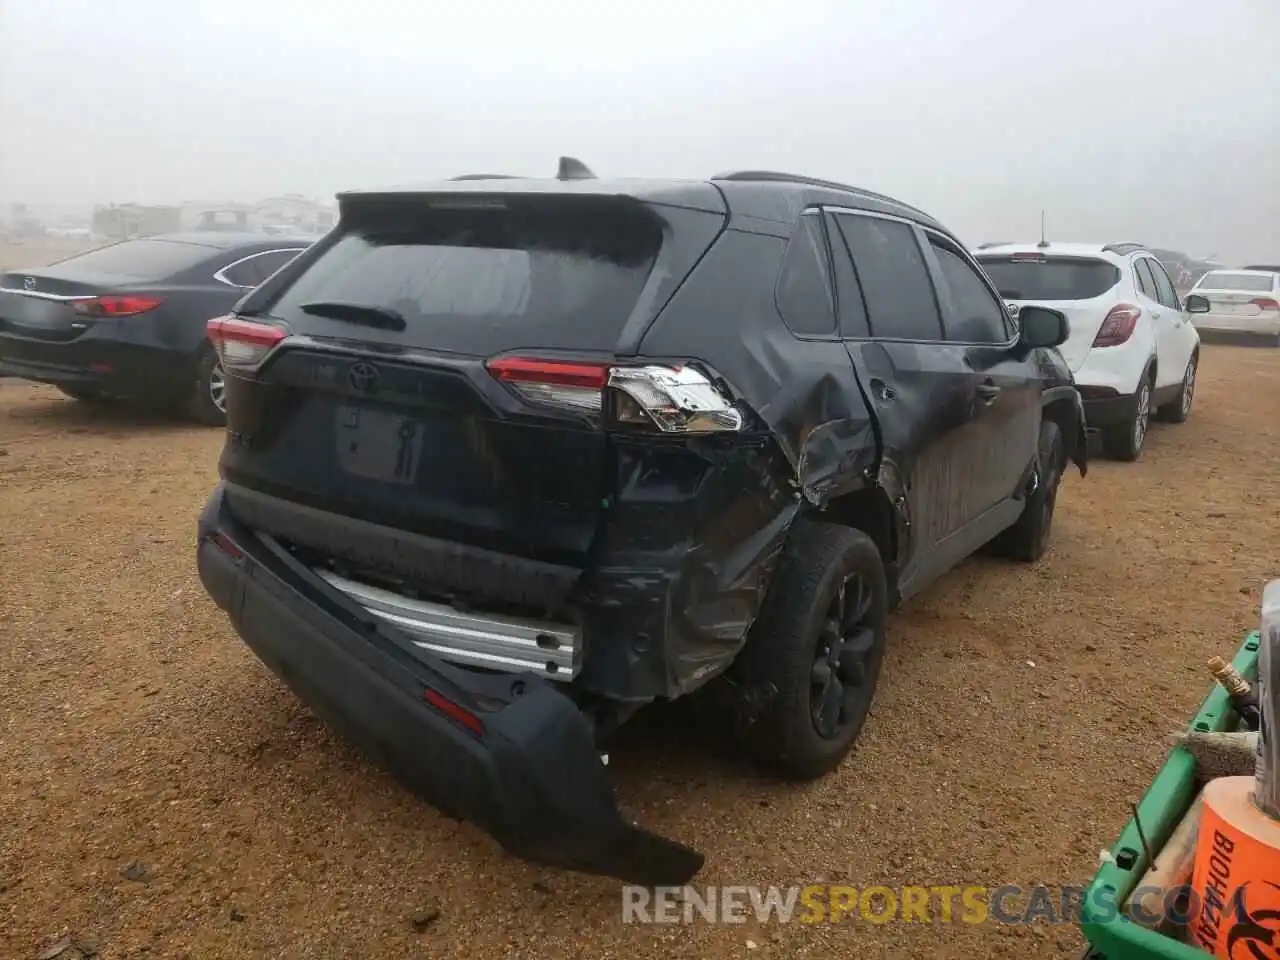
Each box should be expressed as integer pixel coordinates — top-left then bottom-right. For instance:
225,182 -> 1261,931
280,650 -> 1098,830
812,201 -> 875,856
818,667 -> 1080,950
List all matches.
1187,776 -> 1280,959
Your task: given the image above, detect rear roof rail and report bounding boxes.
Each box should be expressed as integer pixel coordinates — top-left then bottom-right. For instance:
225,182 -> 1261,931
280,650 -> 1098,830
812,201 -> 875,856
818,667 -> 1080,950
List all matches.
1102,241 -> 1147,255
711,169 -> 932,220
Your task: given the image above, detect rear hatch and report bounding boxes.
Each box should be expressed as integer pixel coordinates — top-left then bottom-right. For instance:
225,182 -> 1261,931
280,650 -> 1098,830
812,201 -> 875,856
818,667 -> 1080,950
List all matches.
218,190 -> 726,606
0,238 -> 213,342
1192,271 -> 1279,320
975,253 -> 1122,372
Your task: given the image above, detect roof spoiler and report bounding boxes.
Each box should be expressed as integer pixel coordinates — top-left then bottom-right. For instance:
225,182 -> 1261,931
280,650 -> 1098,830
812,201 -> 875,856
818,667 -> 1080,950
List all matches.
556,156 -> 597,180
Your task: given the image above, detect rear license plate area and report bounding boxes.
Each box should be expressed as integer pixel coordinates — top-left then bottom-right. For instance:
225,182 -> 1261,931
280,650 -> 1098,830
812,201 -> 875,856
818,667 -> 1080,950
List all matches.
335,404 -> 425,485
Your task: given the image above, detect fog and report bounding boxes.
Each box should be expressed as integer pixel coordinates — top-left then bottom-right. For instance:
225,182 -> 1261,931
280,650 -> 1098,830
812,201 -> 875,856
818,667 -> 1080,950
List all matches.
1,0 -> 1276,261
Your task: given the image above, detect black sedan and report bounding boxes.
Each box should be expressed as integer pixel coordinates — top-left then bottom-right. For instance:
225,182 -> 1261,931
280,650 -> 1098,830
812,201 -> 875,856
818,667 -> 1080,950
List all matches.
0,232 -> 311,424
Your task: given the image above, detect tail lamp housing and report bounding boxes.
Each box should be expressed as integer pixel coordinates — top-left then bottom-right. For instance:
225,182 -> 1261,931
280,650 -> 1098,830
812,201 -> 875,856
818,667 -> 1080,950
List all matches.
485,356 -> 744,434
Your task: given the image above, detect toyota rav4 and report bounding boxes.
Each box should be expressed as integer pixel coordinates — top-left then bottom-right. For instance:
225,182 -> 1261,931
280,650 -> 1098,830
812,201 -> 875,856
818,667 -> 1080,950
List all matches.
195,161 -> 1088,886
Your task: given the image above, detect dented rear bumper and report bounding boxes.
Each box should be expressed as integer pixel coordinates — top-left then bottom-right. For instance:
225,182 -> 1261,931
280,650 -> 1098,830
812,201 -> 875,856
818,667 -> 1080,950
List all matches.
195,486 -> 704,885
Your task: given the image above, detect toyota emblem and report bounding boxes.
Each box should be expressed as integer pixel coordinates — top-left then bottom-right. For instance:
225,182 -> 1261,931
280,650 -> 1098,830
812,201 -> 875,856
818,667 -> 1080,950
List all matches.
23,277 -> 36,291
348,362 -> 380,394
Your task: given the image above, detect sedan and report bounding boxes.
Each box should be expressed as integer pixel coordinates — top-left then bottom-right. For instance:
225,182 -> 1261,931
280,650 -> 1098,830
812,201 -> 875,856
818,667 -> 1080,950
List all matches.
1185,269 -> 1280,346
0,232 -> 311,424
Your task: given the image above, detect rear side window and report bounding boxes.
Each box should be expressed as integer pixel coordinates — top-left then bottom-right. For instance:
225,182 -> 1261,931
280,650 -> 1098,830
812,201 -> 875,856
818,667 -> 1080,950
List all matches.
976,256 -> 1120,301
1197,271 -> 1276,292
928,239 -> 1011,343
775,215 -> 836,336
1146,259 -> 1180,309
267,201 -> 662,355
219,249 -> 302,288
1134,259 -> 1157,300
47,239 -> 213,280
834,213 -> 943,341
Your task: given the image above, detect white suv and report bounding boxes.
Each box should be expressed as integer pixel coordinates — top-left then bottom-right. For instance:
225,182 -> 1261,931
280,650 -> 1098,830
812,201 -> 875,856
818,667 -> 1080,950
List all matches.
972,242 -> 1200,461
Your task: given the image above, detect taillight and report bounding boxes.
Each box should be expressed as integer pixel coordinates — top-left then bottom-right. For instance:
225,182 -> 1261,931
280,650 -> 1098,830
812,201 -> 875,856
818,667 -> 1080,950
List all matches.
1092,304 -> 1141,348
484,356 -> 744,434
205,315 -> 288,371
1249,297 -> 1280,312
485,357 -> 610,414
72,294 -> 165,317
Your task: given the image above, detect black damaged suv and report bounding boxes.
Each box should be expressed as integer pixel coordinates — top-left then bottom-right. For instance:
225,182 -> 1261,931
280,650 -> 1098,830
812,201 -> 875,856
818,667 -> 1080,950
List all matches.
196,162 -> 1087,886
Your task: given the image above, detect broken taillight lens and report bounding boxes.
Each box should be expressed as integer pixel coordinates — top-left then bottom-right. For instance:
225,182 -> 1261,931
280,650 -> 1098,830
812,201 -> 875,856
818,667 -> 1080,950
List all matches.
484,356 -> 743,434
206,315 -> 289,371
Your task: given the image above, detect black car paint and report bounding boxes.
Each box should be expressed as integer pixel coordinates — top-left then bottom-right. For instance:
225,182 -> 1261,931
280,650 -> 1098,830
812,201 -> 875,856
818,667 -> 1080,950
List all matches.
199,175 -> 1087,884
0,233 -> 311,399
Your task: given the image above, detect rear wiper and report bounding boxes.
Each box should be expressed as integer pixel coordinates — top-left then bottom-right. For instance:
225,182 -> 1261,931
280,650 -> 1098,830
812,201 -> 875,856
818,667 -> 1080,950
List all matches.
299,300 -> 406,331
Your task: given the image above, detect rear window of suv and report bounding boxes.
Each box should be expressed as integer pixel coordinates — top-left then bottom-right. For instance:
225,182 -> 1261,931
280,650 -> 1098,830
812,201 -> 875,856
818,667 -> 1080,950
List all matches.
975,256 -> 1120,301
266,199 -> 662,356
1195,272 -> 1275,292
48,238 -> 215,280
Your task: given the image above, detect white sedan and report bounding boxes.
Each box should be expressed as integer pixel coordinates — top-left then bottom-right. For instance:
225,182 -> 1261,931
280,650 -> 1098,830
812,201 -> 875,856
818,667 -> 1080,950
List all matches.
1185,269 -> 1280,344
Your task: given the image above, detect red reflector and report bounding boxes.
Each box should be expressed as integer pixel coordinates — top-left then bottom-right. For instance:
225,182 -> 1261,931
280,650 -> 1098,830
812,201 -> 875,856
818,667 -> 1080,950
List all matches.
1249,298 -> 1280,311
72,294 -> 166,317
424,688 -> 485,735
485,356 -> 610,389
89,362 -> 114,374
210,531 -> 243,559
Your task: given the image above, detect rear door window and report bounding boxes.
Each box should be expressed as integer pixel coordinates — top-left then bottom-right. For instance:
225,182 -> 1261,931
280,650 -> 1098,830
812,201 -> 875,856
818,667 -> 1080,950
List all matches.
975,256 -> 1120,301
774,214 -> 836,336
265,201 -> 662,356
833,212 -> 943,341
45,238 -> 214,280
928,237 -> 1011,343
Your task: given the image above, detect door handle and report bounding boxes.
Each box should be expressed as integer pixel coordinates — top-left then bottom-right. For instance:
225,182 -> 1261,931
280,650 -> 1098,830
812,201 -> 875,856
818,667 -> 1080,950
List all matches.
976,381 -> 1001,404
869,378 -> 897,401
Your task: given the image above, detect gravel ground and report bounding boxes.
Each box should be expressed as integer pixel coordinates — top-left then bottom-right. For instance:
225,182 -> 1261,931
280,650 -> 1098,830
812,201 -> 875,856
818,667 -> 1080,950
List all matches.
1,348 -> 1278,960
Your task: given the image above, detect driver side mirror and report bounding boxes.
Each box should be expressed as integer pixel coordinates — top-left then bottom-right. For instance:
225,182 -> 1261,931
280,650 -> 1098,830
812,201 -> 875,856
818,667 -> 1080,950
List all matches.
1017,305 -> 1069,349
1185,294 -> 1210,314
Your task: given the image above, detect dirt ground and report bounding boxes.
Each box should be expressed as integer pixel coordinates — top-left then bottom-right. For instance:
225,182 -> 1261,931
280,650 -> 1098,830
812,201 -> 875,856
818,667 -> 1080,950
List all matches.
1,346 -> 1278,960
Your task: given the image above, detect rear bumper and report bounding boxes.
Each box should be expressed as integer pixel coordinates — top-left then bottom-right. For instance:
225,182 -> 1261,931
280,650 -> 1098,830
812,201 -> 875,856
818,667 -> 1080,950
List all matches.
1079,390 -> 1135,429
196,484 -> 703,885
0,327 -> 194,393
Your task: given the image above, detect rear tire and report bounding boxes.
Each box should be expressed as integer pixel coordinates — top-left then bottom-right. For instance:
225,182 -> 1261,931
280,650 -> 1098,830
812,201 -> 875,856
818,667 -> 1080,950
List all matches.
187,349 -> 227,427
1156,352 -> 1196,424
1101,370 -> 1152,462
988,420 -> 1065,563
726,521 -> 888,781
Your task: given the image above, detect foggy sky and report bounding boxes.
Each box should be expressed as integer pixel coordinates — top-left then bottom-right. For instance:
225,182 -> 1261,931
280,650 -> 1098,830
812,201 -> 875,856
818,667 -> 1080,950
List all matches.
1,0 -> 1276,262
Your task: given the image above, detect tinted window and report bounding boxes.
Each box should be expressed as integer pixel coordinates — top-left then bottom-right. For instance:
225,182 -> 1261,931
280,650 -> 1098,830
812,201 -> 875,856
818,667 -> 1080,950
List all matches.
826,215 -> 871,338
1134,259 -> 1157,300
775,215 -> 836,336
1196,271 -> 1276,292
975,256 -> 1120,301
221,249 -> 301,288
834,213 -> 943,340
267,202 -> 661,355
46,239 -> 213,280
930,239 -> 1010,343
1146,258 -> 1180,309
